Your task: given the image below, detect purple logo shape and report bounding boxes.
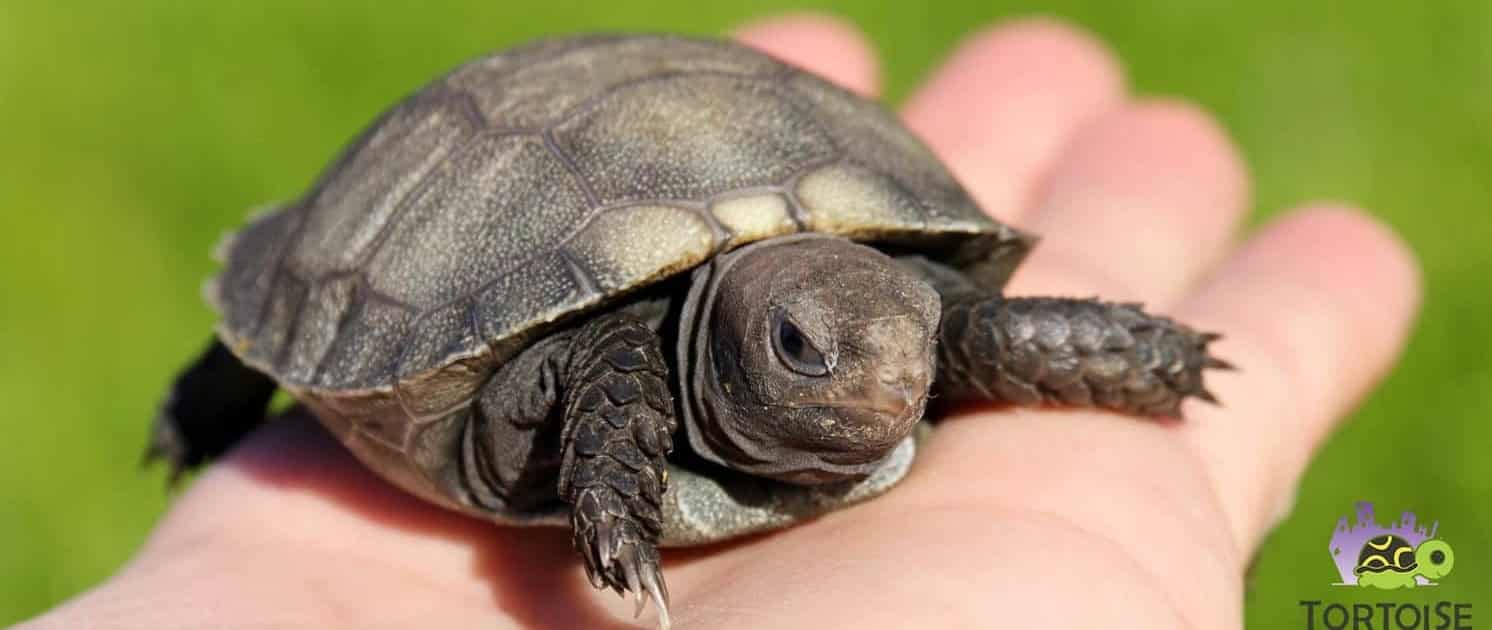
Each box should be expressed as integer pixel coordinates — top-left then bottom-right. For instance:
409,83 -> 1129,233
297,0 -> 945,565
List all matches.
1328,501 -> 1439,586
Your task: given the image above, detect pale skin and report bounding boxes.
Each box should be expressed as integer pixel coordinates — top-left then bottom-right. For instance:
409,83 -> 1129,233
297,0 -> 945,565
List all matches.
19,14 -> 1420,630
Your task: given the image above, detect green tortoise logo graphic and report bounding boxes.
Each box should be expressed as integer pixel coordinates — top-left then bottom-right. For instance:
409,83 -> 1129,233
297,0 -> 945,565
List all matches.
1352,534 -> 1455,589
1330,502 -> 1455,589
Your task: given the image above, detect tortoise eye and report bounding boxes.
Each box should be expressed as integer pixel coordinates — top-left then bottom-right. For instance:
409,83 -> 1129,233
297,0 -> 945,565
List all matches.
771,310 -> 829,377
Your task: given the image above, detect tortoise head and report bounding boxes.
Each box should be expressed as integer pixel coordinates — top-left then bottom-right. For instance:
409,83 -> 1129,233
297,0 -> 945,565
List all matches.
679,234 -> 940,484
1414,539 -> 1455,581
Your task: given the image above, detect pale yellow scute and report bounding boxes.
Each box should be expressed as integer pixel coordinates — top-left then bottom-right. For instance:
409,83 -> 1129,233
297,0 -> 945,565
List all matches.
567,205 -> 718,290
710,194 -> 797,246
796,164 -> 927,237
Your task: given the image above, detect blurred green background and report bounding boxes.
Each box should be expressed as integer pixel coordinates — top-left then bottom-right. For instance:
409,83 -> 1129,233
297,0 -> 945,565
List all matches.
2,0 -> 1487,626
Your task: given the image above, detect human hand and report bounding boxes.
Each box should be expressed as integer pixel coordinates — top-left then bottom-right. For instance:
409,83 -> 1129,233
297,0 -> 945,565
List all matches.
18,13 -> 1418,630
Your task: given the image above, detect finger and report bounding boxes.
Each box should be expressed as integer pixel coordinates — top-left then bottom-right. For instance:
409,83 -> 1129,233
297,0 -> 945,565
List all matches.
1010,101 -> 1250,305
1174,206 -> 1420,551
733,13 -> 880,96
902,18 -> 1126,221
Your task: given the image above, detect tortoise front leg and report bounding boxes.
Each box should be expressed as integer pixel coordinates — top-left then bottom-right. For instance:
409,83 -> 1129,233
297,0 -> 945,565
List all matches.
901,257 -> 1229,417
557,312 -> 677,626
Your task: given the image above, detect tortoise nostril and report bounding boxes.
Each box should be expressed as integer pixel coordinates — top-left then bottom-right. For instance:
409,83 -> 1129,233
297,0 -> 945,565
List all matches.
878,364 -> 930,404
882,361 -> 925,380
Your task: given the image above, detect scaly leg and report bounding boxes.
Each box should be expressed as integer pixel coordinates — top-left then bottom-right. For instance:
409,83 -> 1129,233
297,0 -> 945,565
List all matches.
903,257 -> 1229,417
556,313 -> 677,626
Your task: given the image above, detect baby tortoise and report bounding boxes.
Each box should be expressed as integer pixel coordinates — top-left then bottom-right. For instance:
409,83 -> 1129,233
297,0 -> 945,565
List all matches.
149,34 -> 1228,628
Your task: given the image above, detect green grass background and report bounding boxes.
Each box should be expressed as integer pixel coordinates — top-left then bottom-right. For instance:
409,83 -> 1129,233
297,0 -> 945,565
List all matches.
2,1 -> 1487,625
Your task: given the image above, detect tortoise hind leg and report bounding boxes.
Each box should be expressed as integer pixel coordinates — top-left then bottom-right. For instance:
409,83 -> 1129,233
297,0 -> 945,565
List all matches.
147,339 -> 277,483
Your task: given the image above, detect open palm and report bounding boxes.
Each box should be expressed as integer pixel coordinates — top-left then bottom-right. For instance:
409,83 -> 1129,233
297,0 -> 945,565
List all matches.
20,14 -> 1418,630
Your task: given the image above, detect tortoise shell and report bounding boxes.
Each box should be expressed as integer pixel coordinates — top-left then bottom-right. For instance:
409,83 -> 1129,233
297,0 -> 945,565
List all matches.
1355,534 -> 1419,575
213,34 -> 1023,402
206,35 -> 1027,516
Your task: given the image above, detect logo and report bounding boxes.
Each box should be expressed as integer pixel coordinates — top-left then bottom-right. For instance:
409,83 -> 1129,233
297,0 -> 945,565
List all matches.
1329,502 -> 1455,589
1298,502 -> 1473,630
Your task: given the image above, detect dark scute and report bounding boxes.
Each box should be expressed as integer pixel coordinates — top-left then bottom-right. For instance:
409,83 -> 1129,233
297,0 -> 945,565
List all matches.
364,134 -> 590,309
553,74 -> 838,205
289,87 -> 483,276
472,252 -> 585,350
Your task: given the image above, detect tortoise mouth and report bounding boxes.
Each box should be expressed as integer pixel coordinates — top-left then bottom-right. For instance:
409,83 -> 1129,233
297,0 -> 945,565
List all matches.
690,397 -> 915,486
763,433 -> 912,485
776,401 -> 922,453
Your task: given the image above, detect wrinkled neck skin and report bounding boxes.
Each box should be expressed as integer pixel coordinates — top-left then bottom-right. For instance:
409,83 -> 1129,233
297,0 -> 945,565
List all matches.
676,234 -> 940,485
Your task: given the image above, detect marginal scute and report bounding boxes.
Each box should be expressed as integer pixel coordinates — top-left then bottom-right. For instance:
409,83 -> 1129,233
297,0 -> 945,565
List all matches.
565,205 -> 718,292
281,275 -> 358,383
710,194 -> 798,246
216,206 -> 299,342
249,273 -> 308,371
313,295 -> 412,389
397,300 -> 482,384
397,353 -> 490,420
473,252 -> 583,354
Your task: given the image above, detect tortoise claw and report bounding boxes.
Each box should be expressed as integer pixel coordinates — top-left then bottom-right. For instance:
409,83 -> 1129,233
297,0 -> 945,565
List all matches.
608,531 -> 670,629
572,488 -> 672,629
143,410 -> 193,490
1195,388 -> 1221,405
641,559 -> 671,629
1198,331 -> 1235,372
1205,356 -> 1236,371
617,544 -> 671,630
